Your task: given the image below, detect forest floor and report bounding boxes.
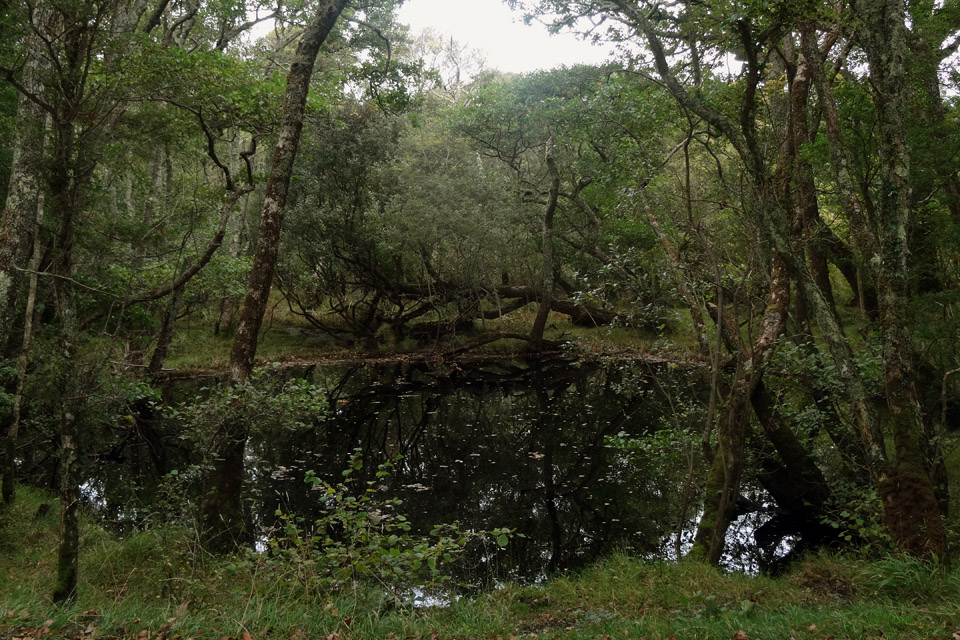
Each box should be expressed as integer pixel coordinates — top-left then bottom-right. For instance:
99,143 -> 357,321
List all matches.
161,311 -> 689,376
2,488 -> 959,640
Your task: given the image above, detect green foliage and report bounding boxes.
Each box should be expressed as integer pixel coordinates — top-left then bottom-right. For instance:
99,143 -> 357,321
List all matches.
169,372 -> 329,438
818,484 -> 892,550
266,451 -> 518,603
0,358 -> 16,422
122,40 -> 286,130
0,80 -> 16,204
2,494 -> 959,640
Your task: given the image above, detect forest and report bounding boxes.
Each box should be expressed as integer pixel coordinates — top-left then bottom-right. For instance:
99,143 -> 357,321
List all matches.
1,0 -> 960,637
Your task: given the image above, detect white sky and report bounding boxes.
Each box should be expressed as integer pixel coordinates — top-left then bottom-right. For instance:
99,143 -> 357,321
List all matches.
395,0 -> 616,74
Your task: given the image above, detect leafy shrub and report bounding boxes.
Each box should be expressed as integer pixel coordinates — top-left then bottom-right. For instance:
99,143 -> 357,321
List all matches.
265,451 -> 516,603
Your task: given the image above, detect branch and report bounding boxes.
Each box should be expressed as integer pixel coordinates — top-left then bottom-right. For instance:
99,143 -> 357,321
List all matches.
13,268 -> 119,297
142,0 -> 173,34
215,10 -> 279,50
344,15 -> 393,73
1,66 -> 56,116
81,184 -> 253,328
941,368 -> 960,430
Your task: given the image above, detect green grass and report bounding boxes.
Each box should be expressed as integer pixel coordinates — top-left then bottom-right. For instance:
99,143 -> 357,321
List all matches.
164,315 -> 674,373
165,327 -> 351,371
2,487 -> 959,639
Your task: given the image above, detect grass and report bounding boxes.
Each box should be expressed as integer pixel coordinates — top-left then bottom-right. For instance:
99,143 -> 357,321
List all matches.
159,289 -> 692,373
165,327 -> 352,371
163,307 -> 685,374
2,487 -> 959,639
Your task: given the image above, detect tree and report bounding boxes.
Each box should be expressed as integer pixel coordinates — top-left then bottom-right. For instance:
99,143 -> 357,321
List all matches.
198,0 -> 352,552
0,0 -> 284,598
513,0 -> 950,560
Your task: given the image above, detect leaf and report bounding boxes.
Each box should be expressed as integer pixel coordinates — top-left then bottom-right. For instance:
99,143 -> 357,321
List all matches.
497,534 -> 509,547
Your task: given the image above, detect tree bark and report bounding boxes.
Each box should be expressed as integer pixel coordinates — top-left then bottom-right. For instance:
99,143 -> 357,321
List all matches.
0,36 -> 47,356
530,155 -> 561,351
690,253 -> 790,564
146,284 -> 185,378
785,34 -> 835,313
50,107 -> 83,608
198,0 -> 349,552
800,27 -> 880,317
859,0 -> 947,559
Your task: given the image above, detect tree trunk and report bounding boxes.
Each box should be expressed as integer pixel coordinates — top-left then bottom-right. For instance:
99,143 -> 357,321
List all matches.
786,39 -> 835,312
800,27 -> 880,318
690,252 -> 790,564
859,0 -> 947,559
215,189 -> 253,336
146,284 -> 184,378
530,155 -> 560,350
50,112 -> 82,605
0,39 -> 47,356
198,0 -> 349,552
52,358 -> 81,604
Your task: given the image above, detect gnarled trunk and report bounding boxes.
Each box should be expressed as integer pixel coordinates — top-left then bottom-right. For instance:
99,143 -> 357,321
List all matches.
530,155 -> 560,350
691,252 -> 790,564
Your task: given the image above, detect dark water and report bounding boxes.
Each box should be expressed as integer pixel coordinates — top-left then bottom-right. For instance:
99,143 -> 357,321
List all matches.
244,355 -> 707,585
77,356 -> 794,583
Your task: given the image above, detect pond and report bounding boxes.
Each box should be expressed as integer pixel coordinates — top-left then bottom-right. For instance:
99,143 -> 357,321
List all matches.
247,355 -> 708,586
75,355 -> 798,584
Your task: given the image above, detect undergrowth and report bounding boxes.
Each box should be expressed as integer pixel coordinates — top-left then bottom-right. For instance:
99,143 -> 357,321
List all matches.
2,487 -> 959,640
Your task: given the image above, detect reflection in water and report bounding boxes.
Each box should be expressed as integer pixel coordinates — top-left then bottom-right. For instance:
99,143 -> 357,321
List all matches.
77,356 -> 803,582
246,356 -> 707,586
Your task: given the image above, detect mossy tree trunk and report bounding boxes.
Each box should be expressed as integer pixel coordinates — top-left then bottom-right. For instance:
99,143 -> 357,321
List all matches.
530,155 -> 560,351
859,0 -> 947,559
690,253 -> 790,564
198,0 -> 350,552
49,113 -> 83,607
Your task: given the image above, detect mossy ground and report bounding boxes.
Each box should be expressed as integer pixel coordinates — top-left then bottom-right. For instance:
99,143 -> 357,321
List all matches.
163,311 -> 675,374
2,487 -> 959,640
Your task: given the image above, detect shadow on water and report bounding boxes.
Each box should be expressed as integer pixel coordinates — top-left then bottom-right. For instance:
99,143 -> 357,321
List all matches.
245,354 -> 708,587
70,355 -> 809,585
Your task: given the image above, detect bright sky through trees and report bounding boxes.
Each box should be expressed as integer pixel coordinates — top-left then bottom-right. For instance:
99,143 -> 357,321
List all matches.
396,0 -> 615,73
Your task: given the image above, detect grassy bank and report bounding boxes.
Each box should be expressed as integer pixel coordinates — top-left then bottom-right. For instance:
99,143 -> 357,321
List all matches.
2,488 -> 958,639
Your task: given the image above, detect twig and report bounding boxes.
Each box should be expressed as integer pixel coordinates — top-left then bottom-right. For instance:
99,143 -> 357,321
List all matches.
13,267 -> 119,296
